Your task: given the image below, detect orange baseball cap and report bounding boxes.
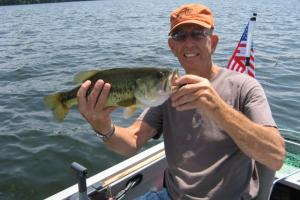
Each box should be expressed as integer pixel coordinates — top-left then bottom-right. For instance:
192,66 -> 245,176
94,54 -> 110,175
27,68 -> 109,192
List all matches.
169,4 -> 215,35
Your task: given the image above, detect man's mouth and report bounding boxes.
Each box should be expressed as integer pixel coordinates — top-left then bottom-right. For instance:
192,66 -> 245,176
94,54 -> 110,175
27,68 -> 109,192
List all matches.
184,53 -> 200,57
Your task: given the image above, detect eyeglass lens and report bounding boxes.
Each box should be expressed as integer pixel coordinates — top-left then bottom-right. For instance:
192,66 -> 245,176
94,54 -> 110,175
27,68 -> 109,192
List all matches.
171,29 -> 211,42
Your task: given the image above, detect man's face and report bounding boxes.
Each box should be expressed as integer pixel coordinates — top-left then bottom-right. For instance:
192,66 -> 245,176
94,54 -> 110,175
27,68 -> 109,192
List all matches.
168,24 -> 218,76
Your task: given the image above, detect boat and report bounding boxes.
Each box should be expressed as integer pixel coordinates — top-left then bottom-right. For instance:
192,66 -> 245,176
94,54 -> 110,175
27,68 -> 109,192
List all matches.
45,129 -> 300,200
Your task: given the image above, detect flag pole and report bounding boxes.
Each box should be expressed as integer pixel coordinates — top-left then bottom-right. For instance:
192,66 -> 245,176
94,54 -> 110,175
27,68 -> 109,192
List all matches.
245,13 -> 257,66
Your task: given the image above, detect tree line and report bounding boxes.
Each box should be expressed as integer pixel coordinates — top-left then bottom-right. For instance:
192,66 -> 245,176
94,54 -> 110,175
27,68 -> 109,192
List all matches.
0,0 -> 93,6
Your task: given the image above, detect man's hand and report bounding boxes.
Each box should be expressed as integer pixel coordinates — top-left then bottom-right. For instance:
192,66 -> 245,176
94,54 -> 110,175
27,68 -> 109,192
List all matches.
77,79 -> 116,134
171,74 -> 223,115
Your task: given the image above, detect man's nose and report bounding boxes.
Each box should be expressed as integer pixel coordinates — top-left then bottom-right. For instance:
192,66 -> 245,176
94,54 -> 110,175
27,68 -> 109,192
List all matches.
183,35 -> 196,47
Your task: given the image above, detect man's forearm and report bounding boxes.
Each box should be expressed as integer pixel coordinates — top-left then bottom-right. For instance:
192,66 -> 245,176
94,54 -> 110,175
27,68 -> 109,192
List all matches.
212,100 -> 285,170
100,121 -> 156,157
102,126 -> 139,156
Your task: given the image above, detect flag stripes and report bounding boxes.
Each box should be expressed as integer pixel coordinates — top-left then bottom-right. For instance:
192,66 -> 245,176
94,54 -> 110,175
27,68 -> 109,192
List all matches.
226,23 -> 255,78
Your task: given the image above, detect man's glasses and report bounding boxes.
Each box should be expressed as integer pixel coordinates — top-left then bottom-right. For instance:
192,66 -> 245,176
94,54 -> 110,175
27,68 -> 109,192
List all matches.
170,29 -> 212,42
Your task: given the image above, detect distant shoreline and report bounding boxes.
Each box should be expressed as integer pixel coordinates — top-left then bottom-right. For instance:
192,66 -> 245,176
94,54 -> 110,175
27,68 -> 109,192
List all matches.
0,0 -> 94,6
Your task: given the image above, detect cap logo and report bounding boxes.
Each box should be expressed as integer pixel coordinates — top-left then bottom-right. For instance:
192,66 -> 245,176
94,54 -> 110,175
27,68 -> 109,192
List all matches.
176,7 -> 195,19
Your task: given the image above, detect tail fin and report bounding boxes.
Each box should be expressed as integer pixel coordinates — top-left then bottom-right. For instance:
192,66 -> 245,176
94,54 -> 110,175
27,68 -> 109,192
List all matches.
43,93 -> 69,122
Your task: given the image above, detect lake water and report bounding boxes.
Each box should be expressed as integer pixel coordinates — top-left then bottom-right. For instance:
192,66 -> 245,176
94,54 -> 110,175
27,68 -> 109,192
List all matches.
0,0 -> 299,199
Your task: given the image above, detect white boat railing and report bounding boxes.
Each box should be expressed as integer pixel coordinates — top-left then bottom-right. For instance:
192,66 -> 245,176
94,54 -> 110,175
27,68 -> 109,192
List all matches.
45,143 -> 166,200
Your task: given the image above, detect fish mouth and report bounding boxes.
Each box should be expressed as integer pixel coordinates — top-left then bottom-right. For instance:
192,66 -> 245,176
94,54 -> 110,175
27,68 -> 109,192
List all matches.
163,69 -> 179,93
157,69 -> 179,95
161,76 -> 169,93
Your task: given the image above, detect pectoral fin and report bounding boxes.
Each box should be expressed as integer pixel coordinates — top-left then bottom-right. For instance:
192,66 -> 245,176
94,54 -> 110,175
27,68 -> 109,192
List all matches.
123,106 -> 137,119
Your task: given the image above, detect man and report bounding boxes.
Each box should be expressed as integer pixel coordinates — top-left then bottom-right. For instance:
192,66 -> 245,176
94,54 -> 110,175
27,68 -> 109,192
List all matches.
77,3 -> 285,200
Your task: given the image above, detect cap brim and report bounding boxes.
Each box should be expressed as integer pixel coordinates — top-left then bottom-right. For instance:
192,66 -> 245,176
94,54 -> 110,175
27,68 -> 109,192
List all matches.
168,20 -> 212,35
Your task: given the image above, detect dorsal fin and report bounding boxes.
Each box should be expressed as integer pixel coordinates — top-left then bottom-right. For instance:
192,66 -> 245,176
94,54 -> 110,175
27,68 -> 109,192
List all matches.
73,70 -> 100,83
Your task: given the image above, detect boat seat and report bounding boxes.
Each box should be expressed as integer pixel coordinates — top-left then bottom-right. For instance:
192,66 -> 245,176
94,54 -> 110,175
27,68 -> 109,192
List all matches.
253,162 -> 275,200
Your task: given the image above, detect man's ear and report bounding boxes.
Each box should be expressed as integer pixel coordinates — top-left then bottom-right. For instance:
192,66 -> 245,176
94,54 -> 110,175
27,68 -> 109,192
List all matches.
211,34 -> 219,54
168,38 -> 176,55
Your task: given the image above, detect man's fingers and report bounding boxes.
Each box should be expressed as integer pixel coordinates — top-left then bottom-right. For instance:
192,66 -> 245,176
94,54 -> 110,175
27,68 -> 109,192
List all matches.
77,80 -> 91,111
172,75 -> 210,103
174,102 -> 195,111
172,93 -> 199,108
174,74 -> 205,85
88,80 -> 104,108
171,74 -> 214,110
94,82 -> 111,111
171,83 -> 200,102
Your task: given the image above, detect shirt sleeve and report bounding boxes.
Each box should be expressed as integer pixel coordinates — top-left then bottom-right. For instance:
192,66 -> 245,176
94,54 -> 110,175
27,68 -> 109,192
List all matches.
137,105 -> 163,139
240,77 -> 277,127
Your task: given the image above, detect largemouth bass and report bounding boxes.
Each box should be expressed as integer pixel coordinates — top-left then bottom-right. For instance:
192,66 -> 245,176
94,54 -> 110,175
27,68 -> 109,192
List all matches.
44,67 -> 178,121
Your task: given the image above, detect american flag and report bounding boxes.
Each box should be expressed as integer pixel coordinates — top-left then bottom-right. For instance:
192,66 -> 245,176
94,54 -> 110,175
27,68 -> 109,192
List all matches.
226,23 -> 255,78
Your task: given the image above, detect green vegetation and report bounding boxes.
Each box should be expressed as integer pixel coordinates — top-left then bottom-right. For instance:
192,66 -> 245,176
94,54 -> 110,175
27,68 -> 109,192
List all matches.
0,0 -> 93,6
